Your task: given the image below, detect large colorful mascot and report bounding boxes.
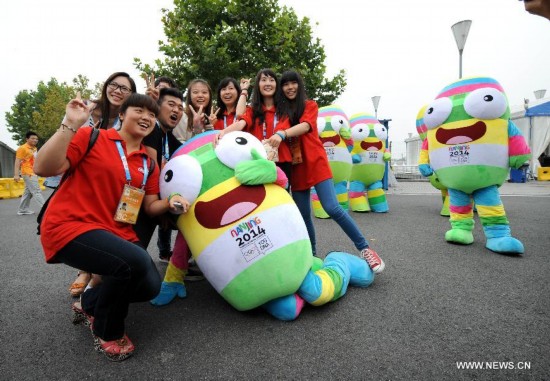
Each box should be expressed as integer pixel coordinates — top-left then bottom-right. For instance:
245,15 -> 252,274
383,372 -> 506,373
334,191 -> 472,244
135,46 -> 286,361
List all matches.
159,131 -> 375,320
416,104 -> 450,216
349,113 -> 391,213
311,105 -> 353,218
418,76 -> 531,254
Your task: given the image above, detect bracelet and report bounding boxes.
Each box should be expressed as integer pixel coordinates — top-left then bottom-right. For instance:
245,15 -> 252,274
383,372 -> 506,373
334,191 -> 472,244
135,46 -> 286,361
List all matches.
167,192 -> 181,202
275,131 -> 286,141
60,123 -> 78,133
240,92 -> 248,97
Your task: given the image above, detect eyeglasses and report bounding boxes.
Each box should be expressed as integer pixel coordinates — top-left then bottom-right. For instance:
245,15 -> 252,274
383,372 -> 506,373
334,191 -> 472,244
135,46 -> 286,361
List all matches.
107,82 -> 132,94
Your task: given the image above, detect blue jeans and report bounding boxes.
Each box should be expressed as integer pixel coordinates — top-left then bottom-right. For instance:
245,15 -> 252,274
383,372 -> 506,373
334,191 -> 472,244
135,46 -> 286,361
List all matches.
292,179 -> 369,256
55,230 -> 161,341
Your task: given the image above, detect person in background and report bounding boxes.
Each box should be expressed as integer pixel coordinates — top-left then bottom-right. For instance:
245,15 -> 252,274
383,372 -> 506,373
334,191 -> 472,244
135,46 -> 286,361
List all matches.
269,70 -> 385,273
173,79 -> 214,142
14,131 -> 45,215
210,77 -> 248,130
34,92 -> 189,361
521,0 -> 550,20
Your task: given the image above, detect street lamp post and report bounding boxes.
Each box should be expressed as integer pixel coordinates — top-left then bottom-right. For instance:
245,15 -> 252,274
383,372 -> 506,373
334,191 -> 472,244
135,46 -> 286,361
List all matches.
371,96 -> 381,119
451,20 -> 472,79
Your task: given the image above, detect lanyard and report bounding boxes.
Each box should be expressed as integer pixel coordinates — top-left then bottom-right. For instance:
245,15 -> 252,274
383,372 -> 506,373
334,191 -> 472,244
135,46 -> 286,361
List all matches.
223,115 -> 227,129
115,141 -> 148,188
162,132 -> 170,160
262,114 -> 278,139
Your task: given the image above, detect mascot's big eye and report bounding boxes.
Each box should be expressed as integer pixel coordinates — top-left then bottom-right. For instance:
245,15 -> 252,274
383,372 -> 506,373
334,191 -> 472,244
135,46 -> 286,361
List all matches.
317,117 -> 326,134
350,123 -> 370,141
423,97 -> 453,130
215,131 -> 267,169
330,115 -> 349,133
373,123 -> 388,141
160,155 -> 202,209
463,87 -> 507,120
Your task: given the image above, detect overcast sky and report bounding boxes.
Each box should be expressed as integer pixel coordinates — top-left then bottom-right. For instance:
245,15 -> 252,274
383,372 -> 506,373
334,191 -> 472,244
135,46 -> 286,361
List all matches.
1,0 -> 549,158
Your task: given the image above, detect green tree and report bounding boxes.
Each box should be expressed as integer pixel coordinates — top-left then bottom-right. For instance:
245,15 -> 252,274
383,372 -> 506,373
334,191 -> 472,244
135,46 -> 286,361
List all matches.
5,76 -> 97,146
135,0 -> 346,106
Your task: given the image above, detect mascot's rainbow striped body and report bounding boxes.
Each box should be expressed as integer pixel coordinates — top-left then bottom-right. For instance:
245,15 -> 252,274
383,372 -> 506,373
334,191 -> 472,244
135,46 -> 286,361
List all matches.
158,131 -> 374,320
416,105 -> 450,216
311,105 -> 353,218
349,113 -> 391,213
418,77 -> 531,254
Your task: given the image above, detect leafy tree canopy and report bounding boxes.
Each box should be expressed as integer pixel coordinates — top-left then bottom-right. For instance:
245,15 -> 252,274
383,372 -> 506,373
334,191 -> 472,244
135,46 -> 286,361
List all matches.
135,0 -> 346,107
5,75 -> 97,146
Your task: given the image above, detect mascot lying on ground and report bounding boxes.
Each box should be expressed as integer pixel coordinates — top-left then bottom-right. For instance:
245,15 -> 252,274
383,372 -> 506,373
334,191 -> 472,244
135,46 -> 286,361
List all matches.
349,113 -> 391,213
418,76 -> 531,254
416,104 -> 450,216
157,131 -> 375,320
311,105 -> 353,218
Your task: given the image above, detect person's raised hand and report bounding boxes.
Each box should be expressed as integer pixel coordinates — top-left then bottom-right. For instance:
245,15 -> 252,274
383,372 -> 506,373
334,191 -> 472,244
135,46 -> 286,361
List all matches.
208,107 -> 220,126
190,105 -> 205,134
143,72 -> 159,101
65,91 -> 93,129
240,78 -> 251,91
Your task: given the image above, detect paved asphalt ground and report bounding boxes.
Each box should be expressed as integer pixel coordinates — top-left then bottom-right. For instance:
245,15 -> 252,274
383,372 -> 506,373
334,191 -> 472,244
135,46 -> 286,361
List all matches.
1,181 -> 549,380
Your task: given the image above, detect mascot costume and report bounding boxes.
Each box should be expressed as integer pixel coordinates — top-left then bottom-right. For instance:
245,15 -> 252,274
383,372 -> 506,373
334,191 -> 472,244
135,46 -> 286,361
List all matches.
416,104 -> 450,216
349,113 -> 391,213
418,76 -> 531,254
311,105 -> 353,218
157,131 -> 375,320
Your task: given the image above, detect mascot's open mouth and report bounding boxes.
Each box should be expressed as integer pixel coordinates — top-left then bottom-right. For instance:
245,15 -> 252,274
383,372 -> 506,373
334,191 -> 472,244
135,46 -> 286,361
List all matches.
360,141 -> 382,151
436,121 -> 486,145
321,135 -> 341,147
194,185 -> 266,229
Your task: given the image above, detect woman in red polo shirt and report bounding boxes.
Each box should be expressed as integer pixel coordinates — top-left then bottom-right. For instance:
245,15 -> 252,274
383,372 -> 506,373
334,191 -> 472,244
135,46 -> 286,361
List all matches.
217,69 -> 293,182
34,93 -> 189,361
210,77 -> 249,131
269,70 -> 385,273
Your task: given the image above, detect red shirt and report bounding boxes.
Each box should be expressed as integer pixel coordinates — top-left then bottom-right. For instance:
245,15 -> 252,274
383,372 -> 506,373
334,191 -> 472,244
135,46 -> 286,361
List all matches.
213,110 -> 236,131
239,105 -> 292,162
41,128 -> 160,263
290,100 -> 333,191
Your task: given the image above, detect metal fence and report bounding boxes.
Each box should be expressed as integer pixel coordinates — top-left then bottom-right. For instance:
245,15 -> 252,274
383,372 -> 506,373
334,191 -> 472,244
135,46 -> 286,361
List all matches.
391,165 -> 426,181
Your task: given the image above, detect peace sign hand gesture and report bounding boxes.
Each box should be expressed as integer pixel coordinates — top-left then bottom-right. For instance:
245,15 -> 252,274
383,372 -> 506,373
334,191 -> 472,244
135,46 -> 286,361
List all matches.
65,91 -> 94,130
190,105 -> 205,134
208,106 -> 220,127
240,78 -> 251,91
142,72 -> 159,101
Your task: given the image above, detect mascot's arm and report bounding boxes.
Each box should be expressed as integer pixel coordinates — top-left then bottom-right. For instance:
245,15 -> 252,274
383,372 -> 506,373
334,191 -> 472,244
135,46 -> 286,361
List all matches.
418,139 -> 434,176
508,120 -> 532,169
383,149 -> 391,162
235,148 -> 287,186
340,126 -> 351,141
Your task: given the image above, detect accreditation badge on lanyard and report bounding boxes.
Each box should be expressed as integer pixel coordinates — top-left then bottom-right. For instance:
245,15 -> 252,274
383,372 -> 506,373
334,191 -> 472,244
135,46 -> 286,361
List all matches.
113,141 -> 149,224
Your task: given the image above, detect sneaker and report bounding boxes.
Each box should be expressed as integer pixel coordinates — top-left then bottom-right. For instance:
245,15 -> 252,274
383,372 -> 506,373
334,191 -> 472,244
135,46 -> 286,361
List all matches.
360,247 -> 385,274
185,266 -> 204,281
17,210 -> 34,215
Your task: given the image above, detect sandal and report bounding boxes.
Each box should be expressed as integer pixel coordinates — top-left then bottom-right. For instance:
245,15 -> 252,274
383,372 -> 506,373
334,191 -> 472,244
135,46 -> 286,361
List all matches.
69,271 -> 91,297
93,334 -> 135,362
71,300 -> 94,329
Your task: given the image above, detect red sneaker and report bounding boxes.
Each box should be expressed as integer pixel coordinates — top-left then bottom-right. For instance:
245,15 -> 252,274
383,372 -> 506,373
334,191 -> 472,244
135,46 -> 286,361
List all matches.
360,247 -> 385,274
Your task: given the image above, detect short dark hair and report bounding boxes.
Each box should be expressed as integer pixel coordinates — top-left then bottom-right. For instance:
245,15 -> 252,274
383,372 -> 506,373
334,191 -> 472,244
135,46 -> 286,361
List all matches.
26,131 -> 38,139
120,93 -> 159,117
155,76 -> 177,88
158,87 -> 184,104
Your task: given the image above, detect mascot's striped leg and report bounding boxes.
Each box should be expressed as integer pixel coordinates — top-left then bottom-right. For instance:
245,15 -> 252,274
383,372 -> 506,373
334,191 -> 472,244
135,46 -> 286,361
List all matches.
298,252 -> 374,306
473,186 -> 524,254
446,189 -> 475,245
366,180 -> 388,213
334,181 -> 350,211
311,187 -> 330,219
349,180 -> 371,212
440,189 -> 450,217
150,232 -> 189,306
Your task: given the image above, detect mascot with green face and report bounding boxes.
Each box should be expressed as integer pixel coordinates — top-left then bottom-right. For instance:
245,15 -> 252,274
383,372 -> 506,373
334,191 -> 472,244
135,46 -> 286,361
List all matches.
157,131 -> 375,320
418,77 -> 531,254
